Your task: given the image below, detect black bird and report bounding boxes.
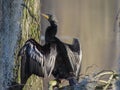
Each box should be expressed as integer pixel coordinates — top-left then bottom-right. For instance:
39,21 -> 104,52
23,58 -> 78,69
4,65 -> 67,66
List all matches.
18,13 -> 82,86
42,13 -> 82,82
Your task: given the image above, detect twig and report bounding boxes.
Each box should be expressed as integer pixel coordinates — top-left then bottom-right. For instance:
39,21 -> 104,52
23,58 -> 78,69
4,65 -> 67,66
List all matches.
103,74 -> 114,90
94,70 -> 114,79
85,64 -> 98,75
93,70 -> 117,90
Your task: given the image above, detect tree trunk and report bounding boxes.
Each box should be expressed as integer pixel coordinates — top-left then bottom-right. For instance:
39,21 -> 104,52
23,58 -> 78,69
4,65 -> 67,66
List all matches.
0,0 -> 42,90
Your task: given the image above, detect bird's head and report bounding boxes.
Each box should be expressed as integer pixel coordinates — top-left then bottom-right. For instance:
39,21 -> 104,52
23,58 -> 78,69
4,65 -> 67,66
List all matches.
41,13 -> 57,23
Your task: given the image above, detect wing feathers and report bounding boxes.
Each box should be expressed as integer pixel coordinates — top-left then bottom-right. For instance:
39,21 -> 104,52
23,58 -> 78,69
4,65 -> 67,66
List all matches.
65,40 -> 82,78
19,40 -> 57,77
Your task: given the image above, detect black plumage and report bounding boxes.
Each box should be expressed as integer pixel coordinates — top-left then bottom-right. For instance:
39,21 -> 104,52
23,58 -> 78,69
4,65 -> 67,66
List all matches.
18,14 -> 82,86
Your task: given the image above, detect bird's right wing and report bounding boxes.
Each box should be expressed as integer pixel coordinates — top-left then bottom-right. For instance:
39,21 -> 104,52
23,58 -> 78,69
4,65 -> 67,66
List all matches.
18,39 -> 57,77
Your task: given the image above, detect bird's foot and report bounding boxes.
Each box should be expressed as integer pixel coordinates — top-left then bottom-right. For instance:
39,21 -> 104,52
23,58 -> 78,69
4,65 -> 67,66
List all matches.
48,79 -> 62,90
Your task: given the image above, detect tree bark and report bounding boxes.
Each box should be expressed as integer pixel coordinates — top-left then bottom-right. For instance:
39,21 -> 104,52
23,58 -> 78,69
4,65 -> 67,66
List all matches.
0,0 -> 42,90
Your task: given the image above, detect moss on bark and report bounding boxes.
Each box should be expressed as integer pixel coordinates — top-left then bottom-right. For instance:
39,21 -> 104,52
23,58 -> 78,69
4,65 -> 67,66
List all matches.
18,0 -> 42,89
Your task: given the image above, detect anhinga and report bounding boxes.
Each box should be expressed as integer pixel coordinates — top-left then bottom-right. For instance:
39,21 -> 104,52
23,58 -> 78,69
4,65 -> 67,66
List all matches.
18,13 -> 82,87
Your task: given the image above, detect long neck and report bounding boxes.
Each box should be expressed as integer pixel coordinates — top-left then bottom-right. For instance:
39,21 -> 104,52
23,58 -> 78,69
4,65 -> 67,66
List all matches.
45,20 -> 57,43
49,19 -> 57,27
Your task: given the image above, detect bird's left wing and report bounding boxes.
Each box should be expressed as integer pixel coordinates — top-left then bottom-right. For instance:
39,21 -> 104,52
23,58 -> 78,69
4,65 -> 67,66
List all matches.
65,39 -> 82,79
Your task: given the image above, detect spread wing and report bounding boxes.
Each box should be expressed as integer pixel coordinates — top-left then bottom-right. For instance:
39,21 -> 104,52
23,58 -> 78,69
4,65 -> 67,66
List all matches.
18,39 -> 57,78
65,39 -> 82,79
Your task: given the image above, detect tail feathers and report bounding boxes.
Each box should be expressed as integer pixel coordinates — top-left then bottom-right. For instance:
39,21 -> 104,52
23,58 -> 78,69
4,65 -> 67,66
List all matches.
72,38 -> 80,53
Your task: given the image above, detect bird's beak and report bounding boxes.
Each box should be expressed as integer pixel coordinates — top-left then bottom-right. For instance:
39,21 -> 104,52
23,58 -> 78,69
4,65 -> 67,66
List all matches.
41,13 -> 49,19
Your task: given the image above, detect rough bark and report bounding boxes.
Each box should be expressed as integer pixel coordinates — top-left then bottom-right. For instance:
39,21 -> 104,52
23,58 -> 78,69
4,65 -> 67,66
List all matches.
0,0 -> 42,90
20,0 -> 42,90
